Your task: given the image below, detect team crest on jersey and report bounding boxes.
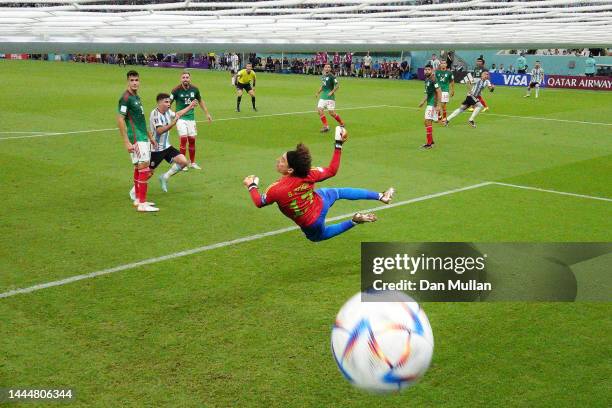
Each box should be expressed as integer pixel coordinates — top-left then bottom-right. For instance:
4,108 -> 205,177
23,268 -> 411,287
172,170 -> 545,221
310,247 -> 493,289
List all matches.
295,183 -> 310,192
191,92 -> 194,97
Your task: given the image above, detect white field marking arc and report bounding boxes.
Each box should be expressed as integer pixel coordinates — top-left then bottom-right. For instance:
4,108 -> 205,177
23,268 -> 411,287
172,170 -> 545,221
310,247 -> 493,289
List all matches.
1,181 -> 609,300
0,105 -> 389,141
385,105 -> 612,126
0,182 -> 492,299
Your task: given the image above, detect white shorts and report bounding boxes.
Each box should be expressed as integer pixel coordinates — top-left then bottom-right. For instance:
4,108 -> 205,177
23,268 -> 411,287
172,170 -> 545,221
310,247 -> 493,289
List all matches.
176,119 -> 197,137
317,99 -> 336,110
441,91 -> 450,103
424,105 -> 438,121
130,141 -> 151,165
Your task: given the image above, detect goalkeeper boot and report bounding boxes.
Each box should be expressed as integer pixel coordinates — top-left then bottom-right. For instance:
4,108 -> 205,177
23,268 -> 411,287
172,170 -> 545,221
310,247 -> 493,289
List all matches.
352,213 -> 377,224
380,187 -> 395,204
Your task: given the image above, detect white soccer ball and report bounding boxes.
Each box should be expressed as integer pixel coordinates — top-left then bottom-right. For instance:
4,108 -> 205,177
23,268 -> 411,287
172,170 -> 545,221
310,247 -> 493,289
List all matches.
331,291 -> 434,393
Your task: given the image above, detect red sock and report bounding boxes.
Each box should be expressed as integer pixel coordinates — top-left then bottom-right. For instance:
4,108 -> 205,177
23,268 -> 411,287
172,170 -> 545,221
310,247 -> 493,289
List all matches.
137,167 -> 151,204
133,167 -> 139,198
443,106 -> 447,119
331,113 -> 344,125
179,136 -> 187,156
426,125 -> 433,145
320,115 -> 328,127
478,96 -> 487,108
188,136 -> 196,163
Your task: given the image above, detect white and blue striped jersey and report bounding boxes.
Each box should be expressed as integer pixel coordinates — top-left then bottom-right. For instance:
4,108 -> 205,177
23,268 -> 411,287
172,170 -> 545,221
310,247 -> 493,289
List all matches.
469,78 -> 491,98
530,67 -> 545,83
149,108 -> 176,152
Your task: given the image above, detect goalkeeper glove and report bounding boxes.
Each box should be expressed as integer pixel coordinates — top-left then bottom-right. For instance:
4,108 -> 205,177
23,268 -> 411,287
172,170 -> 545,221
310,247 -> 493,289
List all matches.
248,176 -> 259,191
334,126 -> 346,149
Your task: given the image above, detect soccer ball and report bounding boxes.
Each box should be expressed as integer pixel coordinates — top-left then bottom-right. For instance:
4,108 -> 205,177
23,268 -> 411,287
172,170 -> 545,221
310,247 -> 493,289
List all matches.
331,292 -> 434,393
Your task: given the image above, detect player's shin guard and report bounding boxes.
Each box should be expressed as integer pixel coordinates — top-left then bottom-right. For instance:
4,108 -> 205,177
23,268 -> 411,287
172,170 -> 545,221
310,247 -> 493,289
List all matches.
179,136 -> 187,156
320,115 -> 329,127
469,105 -> 483,121
137,167 -> 151,203
446,107 -> 463,122
187,136 -> 196,163
478,95 -> 487,108
331,113 -> 344,126
133,167 -> 140,198
426,124 -> 433,145
164,163 -> 182,179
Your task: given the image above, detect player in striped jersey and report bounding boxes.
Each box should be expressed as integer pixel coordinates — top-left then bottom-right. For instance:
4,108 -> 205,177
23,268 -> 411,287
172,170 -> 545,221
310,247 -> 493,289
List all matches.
524,61 -> 544,98
444,70 -> 494,128
149,94 -> 199,192
469,57 -> 489,112
128,94 -> 197,201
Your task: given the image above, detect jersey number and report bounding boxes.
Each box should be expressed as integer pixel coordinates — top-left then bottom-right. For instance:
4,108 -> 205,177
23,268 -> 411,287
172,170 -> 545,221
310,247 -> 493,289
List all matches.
289,190 -> 314,218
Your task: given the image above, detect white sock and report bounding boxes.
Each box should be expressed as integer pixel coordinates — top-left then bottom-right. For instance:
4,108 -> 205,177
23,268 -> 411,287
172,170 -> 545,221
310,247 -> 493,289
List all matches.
164,163 -> 183,179
130,186 -> 135,197
469,105 -> 483,121
535,86 -> 539,97
447,107 -> 464,122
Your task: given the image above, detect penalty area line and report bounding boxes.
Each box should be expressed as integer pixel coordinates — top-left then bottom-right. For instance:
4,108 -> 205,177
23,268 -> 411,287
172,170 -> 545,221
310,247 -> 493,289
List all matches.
0,182 -> 492,300
0,105 -> 390,141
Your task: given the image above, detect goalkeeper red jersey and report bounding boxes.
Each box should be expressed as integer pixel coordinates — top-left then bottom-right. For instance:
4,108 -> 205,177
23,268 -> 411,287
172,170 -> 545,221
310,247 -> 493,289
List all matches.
248,148 -> 342,227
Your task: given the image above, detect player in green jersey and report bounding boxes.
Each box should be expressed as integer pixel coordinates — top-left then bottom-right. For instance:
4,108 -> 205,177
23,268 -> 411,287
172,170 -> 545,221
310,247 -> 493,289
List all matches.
434,60 -> 455,122
170,71 -> 212,171
315,63 -> 344,133
116,70 -> 159,212
418,64 -> 441,149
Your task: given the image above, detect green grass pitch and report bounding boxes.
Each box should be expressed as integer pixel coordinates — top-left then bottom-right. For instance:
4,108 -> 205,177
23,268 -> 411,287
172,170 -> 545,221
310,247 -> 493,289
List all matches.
0,60 -> 610,407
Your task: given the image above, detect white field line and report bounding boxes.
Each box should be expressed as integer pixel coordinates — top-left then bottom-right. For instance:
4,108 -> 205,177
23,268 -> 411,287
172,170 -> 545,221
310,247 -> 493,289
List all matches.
385,105 -> 612,126
0,182 -> 492,299
0,131 -> 49,134
0,105 -> 389,141
491,182 -> 612,202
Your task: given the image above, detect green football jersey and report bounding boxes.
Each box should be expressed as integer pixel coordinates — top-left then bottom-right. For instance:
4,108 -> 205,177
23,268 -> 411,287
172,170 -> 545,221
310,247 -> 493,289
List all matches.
117,90 -> 148,143
170,85 -> 201,120
320,74 -> 338,100
424,78 -> 439,106
473,66 -> 486,80
435,70 -> 454,92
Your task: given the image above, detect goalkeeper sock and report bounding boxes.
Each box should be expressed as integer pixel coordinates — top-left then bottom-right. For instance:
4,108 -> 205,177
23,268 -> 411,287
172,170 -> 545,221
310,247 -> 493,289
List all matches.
251,96 -> 256,109
237,96 -> 242,110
